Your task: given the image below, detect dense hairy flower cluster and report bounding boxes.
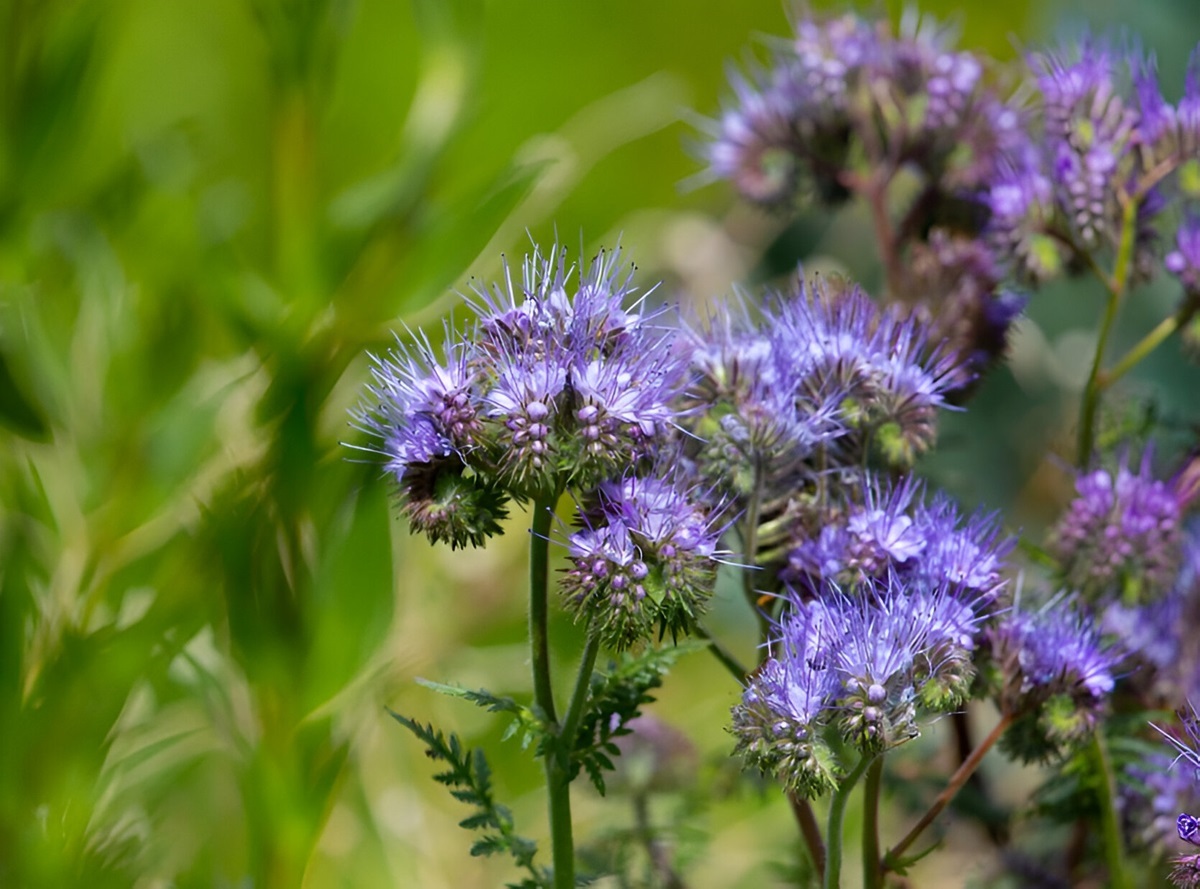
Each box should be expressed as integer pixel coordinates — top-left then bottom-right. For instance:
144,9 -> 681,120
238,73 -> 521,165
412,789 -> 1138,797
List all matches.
1121,750 -> 1199,855
704,13 -> 1030,395
990,42 -> 1200,285
1168,214 -> 1200,295
354,243 -> 689,552
784,474 -> 1013,601
705,14 -> 1022,206
560,473 -> 724,649
680,276 -> 961,500
986,600 -> 1120,760
1052,451 -> 1185,602
732,577 -> 990,796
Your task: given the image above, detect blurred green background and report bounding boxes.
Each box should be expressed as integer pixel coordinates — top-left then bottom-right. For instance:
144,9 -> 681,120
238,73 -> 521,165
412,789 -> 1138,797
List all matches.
1,1 -> 1198,887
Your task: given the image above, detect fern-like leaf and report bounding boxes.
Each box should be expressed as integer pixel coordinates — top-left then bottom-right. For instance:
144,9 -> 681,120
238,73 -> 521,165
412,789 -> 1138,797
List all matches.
389,709 -> 549,886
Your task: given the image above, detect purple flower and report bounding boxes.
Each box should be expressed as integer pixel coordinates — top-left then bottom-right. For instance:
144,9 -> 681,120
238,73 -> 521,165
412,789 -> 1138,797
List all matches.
987,597 -> 1120,758
561,472 -> 724,649
732,602 -> 842,797
771,278 -> 961,467
784,474 -> 1013,600
1167,214 -> 1200,295
1135,50 -> 1200,163
1034,42 -> 1138,248
1052,450 -> 1184,601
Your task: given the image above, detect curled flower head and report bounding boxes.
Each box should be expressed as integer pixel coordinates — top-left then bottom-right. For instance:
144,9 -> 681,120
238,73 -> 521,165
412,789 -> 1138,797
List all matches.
1135,49 -> 1200,164
560,471 -> 724,649
771,278 -> 961,468
784,474 -> 1013,601
704,13 -> 1021,207
731,602 -> 842,798
987,597 -> 1120,760
1052,450 -> 1185,602
352,239 -> 692,539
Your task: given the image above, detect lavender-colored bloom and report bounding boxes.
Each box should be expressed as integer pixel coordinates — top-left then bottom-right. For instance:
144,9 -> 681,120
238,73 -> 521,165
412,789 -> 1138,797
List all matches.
1121,748 -> 1200,855
561,472 -> 723,649
484,359 -> 566,490
784,474 -> 1012,600
1135,50 -> 1200,163
987,598 -> 1119,759
732,602 -> 842,797
771,279 -> 961,467
1052,450 -> 1184,601
1034,43 -> 1138,248
1167,214 -> 1200,295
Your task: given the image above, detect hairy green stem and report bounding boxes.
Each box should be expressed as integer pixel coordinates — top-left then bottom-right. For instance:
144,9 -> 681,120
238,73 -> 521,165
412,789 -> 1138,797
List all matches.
884,711 -> 1012,872
560,633 -> 601,758
862,756 -> 884,889
529,496 -> 574,889
530,498 -> 560,726
1077,197 -> 1139,466
1092,731 -> 1133,889
1102,298 -> 1200,389
825,754 -> 875,889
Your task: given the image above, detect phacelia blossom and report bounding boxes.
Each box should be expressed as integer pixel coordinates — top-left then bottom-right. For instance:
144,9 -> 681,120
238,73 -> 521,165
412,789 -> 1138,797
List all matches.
1134,49 -> 1200,164
1035,43 -> 1139,249
705,13 -> 1024,207
732,576 -> 986,795
354,241 -> 693,548
560,473 -> 725,649
784,474 -> 1012,601
1150,706 -> 1200,887
1052,451 -> 1185,602
987,598 -> 1120,760
769,278 -> 962,468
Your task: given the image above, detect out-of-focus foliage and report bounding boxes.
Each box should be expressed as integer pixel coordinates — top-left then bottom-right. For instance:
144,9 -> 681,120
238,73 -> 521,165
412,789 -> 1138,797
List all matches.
0,0 -> 1196,887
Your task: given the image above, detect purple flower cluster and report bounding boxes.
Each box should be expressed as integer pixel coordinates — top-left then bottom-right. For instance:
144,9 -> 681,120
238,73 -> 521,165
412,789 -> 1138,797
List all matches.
1052,451 -> 1185,601
988,41 -> 1200,286
705,14 -> 1021,207
680,276 -> 961,498
1168,214 -> 1200,296
732,577 -> 990,796
560,473 -> 725,650
704,13 -> 1030,396
354,243 -> 690,553
986,599 -> 1121,759
784,474 -> 1012,601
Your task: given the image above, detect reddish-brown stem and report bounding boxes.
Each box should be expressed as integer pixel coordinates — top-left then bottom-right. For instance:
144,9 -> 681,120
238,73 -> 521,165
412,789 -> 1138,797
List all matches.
884,711 -> 1014,872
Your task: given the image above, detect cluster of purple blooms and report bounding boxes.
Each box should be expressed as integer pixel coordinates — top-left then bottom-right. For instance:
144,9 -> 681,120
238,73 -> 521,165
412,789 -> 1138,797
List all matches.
364,12 -> 1200,884
356,244 -> 724,646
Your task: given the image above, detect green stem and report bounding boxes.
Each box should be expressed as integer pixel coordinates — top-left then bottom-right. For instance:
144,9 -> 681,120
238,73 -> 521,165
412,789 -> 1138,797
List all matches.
1077,197 -> 1139,467
528,495 -> 574,889
884,711 -> 1013,872
530,497 -> 559,726
862,756 -> 884,889
825,753 -> 874,889
560,633 -> 601,756
1092,731 -> 1133,889
1102,298 -> 1200,390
